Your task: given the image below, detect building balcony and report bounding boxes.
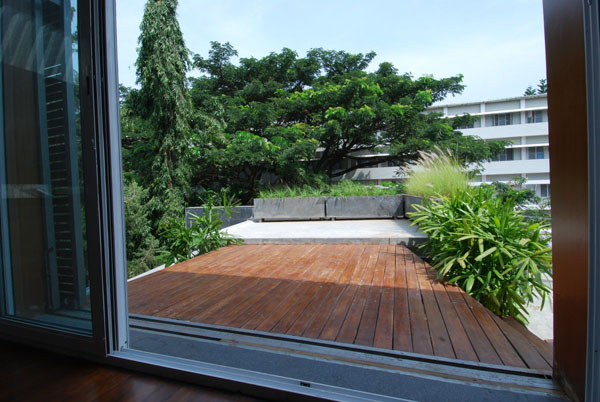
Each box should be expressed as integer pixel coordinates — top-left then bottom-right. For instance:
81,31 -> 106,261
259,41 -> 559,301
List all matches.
479,159 -> 549,176
461,122 -> 548,140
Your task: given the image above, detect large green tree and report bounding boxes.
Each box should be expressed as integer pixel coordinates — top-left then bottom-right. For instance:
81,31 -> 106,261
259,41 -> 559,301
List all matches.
135,0 -> 192,227
190,42 -> 505,194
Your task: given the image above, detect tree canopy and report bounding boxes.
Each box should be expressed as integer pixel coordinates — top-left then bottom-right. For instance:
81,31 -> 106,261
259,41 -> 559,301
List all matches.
524,78 -> 547,96
134,0 -> 193,226
183,41 -> 504,198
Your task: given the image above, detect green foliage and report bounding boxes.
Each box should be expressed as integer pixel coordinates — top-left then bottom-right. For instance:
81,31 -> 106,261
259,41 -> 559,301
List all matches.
483,177 -> 540,208
523,78 -> 547,96
402,149 -> 470,197
523,86 -> 537,96
159,191 -> 241,264
123,179 -> 163,279
136,0 -> 193,227
409,187 -> 552,324
258,179 -> 401,199
184,42 -> 504,200
537,78 -> 547,94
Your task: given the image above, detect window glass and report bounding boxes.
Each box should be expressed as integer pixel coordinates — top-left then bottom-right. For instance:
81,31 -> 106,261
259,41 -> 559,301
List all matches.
0,0 -> 90,332
492,113 -> 512,126
527,110 -> 543,123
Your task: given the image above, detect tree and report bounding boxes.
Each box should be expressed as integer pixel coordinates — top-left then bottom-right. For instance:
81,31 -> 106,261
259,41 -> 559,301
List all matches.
537,78 -> 548,94
523,79 -> 547,96
123,179 -> 162,278
190,42 -> 505,194
136,0 -> 192,227
523,86 -> 537,96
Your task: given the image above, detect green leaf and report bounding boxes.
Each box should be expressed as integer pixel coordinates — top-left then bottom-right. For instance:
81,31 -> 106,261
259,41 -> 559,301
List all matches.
475,247 -> 497,262
465,275 -> 475,293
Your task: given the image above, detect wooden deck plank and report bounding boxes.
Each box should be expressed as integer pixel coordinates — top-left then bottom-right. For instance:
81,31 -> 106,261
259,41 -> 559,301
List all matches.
213,245 -> 319,327
502,317 -> 553,366
192,245 -> 306,323
318,246 -> 374,341
240,245 -> 329,330
128,244 -> 551,372
427,276 -> 480,362
223,245 -> 322,329
253,245 -> 342,332
177,245 -> 292,321
269,246 -> 351,334
373,245 -> 396,349
335,245 -> 381,344
392,245 -> 412,352
291,246 -> 365,338
461,292 -> 529,368
404,251 -> 434,355
490,313 -> 552,371
157,245 -> 287,320
438,280 -> 504,365
284,245 -> 355,336
414,258 -> 456,359
128,245 -> 267,315
354,245 -> 388,346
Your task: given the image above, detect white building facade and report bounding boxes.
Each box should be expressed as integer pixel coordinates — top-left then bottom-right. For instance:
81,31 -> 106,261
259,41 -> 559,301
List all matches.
337,94 -> 550,198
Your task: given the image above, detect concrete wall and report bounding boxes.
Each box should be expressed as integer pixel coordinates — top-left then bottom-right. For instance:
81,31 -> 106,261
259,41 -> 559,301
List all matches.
485,100 -> 521,112
185,206 -> 254,229
461,122 -> 548,140
480,159 -> 549,175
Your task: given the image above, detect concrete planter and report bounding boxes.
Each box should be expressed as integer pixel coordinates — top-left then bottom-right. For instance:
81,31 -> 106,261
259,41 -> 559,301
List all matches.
404,195 -> 427,216
253,197 -> 326,221
185,206 -> 253,229
326,195 -> 404,219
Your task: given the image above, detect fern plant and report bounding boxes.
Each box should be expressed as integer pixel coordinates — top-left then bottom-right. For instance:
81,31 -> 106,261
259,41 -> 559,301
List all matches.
409,186 -> 552,325
160,190 -> 241,264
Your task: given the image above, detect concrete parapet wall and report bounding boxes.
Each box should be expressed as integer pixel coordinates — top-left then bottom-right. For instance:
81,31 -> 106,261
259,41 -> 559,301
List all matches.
253,197 -> 326,221
327,195 -> 404,219
185,206 -> 254,229
403,195 -> 425,216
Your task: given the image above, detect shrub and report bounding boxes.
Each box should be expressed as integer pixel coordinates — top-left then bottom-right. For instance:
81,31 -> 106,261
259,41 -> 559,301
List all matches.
257,179 -> 400,198
409,186 -> 552,325
484,176 -> 540,208
402,148 -> 470,197
160,190 -> 242,264
123,179 -> 163,278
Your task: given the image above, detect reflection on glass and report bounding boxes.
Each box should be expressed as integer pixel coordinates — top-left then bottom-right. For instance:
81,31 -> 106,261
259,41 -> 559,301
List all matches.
0,0 -> 90,332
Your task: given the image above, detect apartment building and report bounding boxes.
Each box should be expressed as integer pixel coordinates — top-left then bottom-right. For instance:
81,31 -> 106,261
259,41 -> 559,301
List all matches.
338,94 -> 550,198
429,94 -> 550,198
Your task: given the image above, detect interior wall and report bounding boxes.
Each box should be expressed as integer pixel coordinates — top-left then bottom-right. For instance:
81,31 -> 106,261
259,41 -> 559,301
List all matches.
543,1 -> 589,401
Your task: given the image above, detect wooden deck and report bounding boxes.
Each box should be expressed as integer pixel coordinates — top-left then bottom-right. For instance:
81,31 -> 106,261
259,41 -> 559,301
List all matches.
128,244 -> 553,373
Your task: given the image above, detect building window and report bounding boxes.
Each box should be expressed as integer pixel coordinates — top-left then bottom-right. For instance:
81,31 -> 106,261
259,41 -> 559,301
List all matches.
493,148 -> 515,161
528,146 -> 547,159
541,184 -> 550,198
526,110 -> 543,123
492,113 -> 512,126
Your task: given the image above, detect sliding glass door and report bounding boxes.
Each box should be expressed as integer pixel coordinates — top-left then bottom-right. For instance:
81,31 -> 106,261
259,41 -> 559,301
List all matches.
0,0 -> 90,332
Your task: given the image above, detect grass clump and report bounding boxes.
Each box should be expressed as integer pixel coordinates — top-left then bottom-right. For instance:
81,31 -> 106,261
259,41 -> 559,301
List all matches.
402,148 -> 470,197
409,186 -> 552,325
258,180 -> 401,199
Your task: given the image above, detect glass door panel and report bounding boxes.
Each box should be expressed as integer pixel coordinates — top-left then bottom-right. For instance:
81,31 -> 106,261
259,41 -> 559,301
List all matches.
0,0 -> 90,333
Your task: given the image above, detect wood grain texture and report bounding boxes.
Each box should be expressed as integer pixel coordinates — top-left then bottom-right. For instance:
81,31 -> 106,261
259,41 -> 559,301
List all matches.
129,244 -> 552,373
0,342 -> 261,402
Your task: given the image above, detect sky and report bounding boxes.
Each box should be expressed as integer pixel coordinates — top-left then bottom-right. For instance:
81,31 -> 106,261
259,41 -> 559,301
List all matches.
116,0 -> 547,105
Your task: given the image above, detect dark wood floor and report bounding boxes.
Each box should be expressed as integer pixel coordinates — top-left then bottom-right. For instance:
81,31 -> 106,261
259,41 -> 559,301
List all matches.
0,341 -> 262,402
128,244 -> 553,374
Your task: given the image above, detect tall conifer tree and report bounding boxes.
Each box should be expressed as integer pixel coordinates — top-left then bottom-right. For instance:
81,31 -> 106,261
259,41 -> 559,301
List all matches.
136,0 -> 192,228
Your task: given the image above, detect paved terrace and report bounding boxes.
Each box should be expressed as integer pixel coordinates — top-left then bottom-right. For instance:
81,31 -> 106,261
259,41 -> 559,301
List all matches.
128,244 -> 552,374
222,218 -> 426,245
